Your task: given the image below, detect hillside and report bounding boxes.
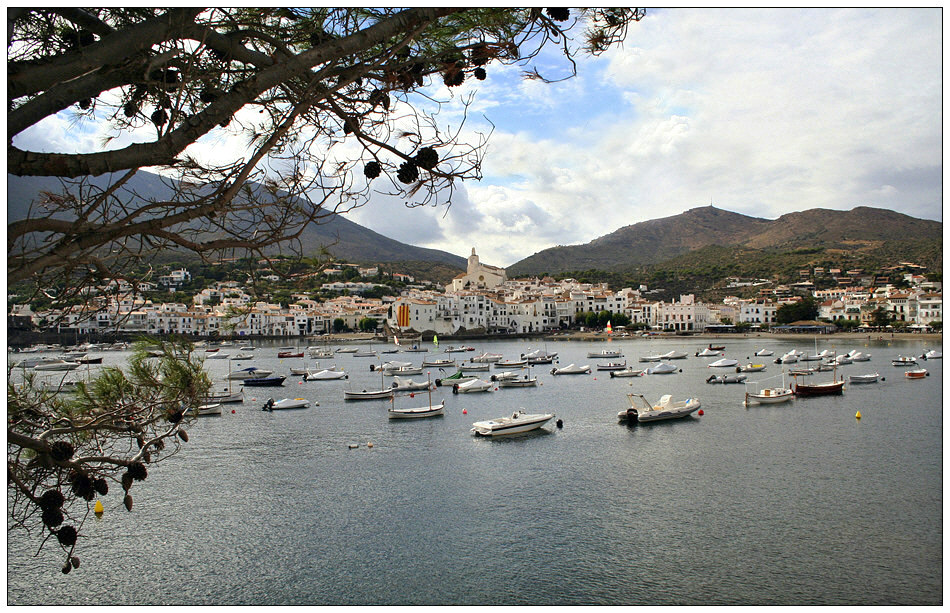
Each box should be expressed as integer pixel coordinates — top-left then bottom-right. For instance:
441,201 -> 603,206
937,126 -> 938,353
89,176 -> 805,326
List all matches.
507,205 -> 942,277
7,172 -> 467,269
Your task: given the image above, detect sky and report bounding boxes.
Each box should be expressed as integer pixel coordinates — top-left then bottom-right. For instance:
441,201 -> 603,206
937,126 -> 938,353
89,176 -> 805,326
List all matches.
14,8 -> 943,269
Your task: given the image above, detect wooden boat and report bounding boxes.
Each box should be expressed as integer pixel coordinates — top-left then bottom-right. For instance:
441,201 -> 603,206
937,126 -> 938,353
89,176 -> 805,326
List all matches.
792,377 -> 843,397
277,351 -> 304,358
744,387 -> 793,404
618,394 -> 701,423
185,403 -> 222,416
422,357 -> 455,367
587,349 -> 622,359
471,410 -> 555,436
388,400 -> 444,419
495,358 -> 527,368
203,389 -> 244,403
459,362 -> 491,372
609,367 -> 644,378
596,361 -> 628,371
242,376 -> 287,387
849,372 -> 880,384
904,368 -> 928,379
343,388 -> 394,401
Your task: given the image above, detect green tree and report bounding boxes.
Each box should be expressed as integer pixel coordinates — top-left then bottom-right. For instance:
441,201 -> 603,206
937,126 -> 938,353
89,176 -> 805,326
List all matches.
775,297 -> 818,324
871,307 -> 893,328
358,317 -> 378,331
333,318 -> 347,333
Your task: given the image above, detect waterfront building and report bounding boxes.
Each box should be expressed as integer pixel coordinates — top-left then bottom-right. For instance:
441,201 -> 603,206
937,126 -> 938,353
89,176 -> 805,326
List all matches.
447,248 -> 507,292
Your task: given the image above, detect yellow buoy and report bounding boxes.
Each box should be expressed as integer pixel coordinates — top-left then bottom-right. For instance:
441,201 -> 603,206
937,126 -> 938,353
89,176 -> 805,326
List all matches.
855,411 -> 862,419
94,500 -> 104,516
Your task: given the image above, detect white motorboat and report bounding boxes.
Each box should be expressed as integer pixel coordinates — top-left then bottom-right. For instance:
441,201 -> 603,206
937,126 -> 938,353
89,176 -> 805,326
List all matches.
353,349 -> 378,357
344,388 -> 394,401
496,358 -> 528,368
498,373 -> 538,388
206,352 -> 230,360
834,355 -> 853,365
660,350 -> 688,360
309,349 -> 334,359
453,378 -> 493,393
587,349 -> 623,359
435,372 -> 478,387
33,360 -> 81,371
904,368 -> 929,379
744,387 -> 793,404
550,363 -> 591,375
459,363 -> 491,372
335,347 -> 359,353
707,358 -> 739,368
920,349 -> 942,360
230,353 -> 254,360
521,349 -> 558,364
774,351 -> 800,364
754,349 -> 775,357
617,394 -> 701,423
849,372 -> 880,384
845,350 -> 871,361
471,410 -> 555,436
738,363 -> 767,372
801,349 -> 833,362
470,352 -> 503,363
892,356 -> 917,366
596,361 -> 628,371
422,357 -> 456,367
638,354 -> 664,362
609,367 -> 645,378
443,345 -> 475,353
388,399 -> 445,419
645,363 -> 678,375
391,376 -> 432,392
305,369 -> 348,381
377,360 -> 412,371
186,403 -> 223,416
490,371 -> 523,382
706,373 -> 747,384
13,356 -> 61,369
695,347 -> 722,357
262,397 -> 311,410
226,366 -> 273,380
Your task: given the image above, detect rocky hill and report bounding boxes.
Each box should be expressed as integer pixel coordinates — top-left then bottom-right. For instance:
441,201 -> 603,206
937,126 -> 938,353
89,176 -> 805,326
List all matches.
507,205 -> 942,277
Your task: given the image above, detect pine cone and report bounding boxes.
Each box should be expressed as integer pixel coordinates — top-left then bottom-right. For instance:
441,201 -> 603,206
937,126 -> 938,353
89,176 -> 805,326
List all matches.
42,507 -> 64,528
474,67 -> 486,81
546,8 -> 570,21
363,161 -> 381,179
396,161 -> 419,184
413,147 -> 438,170
178,429 -> 189,442
127,462 -> 148,481
39,489 -> 65,511
94,478 -> 108,496
123,494 -> 133,512
50,441 -> 74,462
443,70 -> 464,87
151,109 -> 168,126
56,525 -> 78,547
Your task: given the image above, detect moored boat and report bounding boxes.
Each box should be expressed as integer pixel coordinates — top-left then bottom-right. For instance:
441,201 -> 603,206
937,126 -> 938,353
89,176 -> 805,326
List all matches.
738,363 -> 767,372
227,366 -> 273,380
920,349 -> 942,360
587,349 -> 623,359
744,387 -> 793,404
422,357 -> 456,367
550,363 -> 591,375
706,373 -> 747,384
459,362 -> 491,372
203,389 -> 244,403
617,394 -> 701,423
892,356 -> 917,367
186,403 -> 223,416
707,358 -> 739,368
453,378 -> 493,393
609,367 -> 645,378
497,373 -> 538,387
849,372 -> 880,384
754,349 -> 775,357
695,347 -> 722,357
262,397 -> 311,410
471,410 -> 555,436
645,362 -> 678,375
388,400 -> 445,419
471,352 -> 503,363
304,369 -> 348,381
391,376 -> 432,391
792,377 -> 843,397
33,360 -> 82,371
904,368 -> 928,379
277,351 -> 304,358
495,358 -> 528,368
242,375 -> 286,387
343,387 -> 394,401
596,361 -> 628,371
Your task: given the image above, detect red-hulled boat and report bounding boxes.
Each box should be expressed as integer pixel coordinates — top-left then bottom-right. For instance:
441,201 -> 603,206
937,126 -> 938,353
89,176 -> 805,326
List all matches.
277,351 -> 304,358
793,379 -> 844,396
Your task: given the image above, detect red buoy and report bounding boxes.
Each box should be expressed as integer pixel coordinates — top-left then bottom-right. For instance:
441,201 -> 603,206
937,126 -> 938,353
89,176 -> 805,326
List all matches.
698,410 -> 704,416
462,409 -> 467,414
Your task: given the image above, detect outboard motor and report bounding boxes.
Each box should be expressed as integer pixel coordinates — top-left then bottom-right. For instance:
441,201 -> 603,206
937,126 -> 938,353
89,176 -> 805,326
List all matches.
262,398 -> 275,412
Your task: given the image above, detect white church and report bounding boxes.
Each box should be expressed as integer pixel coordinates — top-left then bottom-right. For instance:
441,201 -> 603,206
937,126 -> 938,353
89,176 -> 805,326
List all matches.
447,248 -> 507,293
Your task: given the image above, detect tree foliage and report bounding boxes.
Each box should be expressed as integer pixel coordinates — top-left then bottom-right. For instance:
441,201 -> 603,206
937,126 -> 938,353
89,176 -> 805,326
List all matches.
9,7 -> 645,308
775,297 -> 818,324
7,339 -> 210,573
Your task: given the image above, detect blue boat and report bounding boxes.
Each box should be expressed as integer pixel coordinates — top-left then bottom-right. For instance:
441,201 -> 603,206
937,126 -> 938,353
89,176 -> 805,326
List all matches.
242,376 -> 286,387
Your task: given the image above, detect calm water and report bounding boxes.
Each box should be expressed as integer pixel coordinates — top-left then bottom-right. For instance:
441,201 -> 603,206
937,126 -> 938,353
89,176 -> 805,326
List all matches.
7,336 -> 943,605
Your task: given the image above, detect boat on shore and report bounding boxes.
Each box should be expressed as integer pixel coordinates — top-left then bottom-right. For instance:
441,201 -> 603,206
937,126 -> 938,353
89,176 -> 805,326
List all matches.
471,410 -> 555,436
617,394 -> 701,423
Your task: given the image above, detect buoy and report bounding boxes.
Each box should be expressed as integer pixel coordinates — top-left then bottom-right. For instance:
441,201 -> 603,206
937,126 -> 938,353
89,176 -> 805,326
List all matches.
409,393 -> 415,398
231,409 -> 235,414
94,500 -> 104,517
367,442 -> 374,448
462,409 -> 467,414
855,411 -> 862,419
556,419 -> 563,428
298,381 -> 303,384
348,443 -> 358,449
698,409 -> 704,416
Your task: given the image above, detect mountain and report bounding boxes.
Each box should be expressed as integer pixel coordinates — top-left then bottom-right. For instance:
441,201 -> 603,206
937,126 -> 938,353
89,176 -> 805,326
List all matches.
7,172 -> 467,269
507,205 -> 942,277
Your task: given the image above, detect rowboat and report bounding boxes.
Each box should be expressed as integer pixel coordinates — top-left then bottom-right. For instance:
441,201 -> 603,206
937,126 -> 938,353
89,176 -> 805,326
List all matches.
343,388 -> 394,401
470,352 -> 503,363
459,363 -> 491,372
609,367 -> 644,378
904,368 -> 928,379
471,410 -> 555,436
497,374 -> 538,388
388,400 -> 445,419
849,372 -> 880,384
422,357 -> 455,367
242,376 -> 286,387
277,351 -> 304,358
304,369 -> 348,381
203,390 -> 244,403
495,358 -> 528,368
185,403 -> 222,416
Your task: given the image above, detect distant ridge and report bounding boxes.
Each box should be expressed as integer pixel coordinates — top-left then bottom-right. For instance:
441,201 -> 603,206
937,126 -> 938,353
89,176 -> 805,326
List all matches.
506,205 -> 942,276
7,172 -> 467,269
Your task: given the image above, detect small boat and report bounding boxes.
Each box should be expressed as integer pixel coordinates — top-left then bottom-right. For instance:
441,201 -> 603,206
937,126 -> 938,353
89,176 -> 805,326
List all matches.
645,363 -> 678,375
14,356 -> 61,369
639,354 -> 664,362
230,353 -> 254,360
695,348 -> 722,357
238,345 -> 256,351
707,344 -> 725,351
471,410 -> 555,436
277,351 -> 304,358
422,357 -> 456,367
587,349 -> 623,358
380,347 -> 402,354
453,378 -> 493,394
609,367 -> 645,378
904,368 -> 928,379
262,397 -> 311,410
754,349 -> 775,357
801,350 -> 833,362
203,390 -> 244,403
847,350 -> 872,362
353,349 -> 378,357
774,351 -> 800,364
33,360 -> 81,371
205,348 -> 219,353
459,363 -> 491,372
227,367 -> 274,380
892,356 -> 917,366
388,400 -> 445,419
737,363 -> 766,372
707,358 -> 739,368
495,358 -> 528,368
242,376 -> 287,387
920,349 -> 942,360
744,387 -> 793,405
596,361 -> 628,371
706,373 -> 747,384
336,347 -> 359,353
498,373 -> 538,388
383,365 -> 423,377
377,360 -> 412,371
550,363 -> 591,375
660,350 -> 688,360
471,352 -> 503,363
343,388 -> 394,401
833,355 -> 852,365
443,345 -> 475,353
186,403 -> 222,416
435,371 -> 477,386
206,352 -> 230,359
402,346 -> 429,353
792,378 -> 843,397
490,371 -> 522,382
787,368 -> 814,377
849,372 -> 880,384
391,376 -> 432,392
617,393 -> 701,423
309,349 -> 334,359
77,356 -> 102,364
304,369 -> 348,381
521,349 -> 558,363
